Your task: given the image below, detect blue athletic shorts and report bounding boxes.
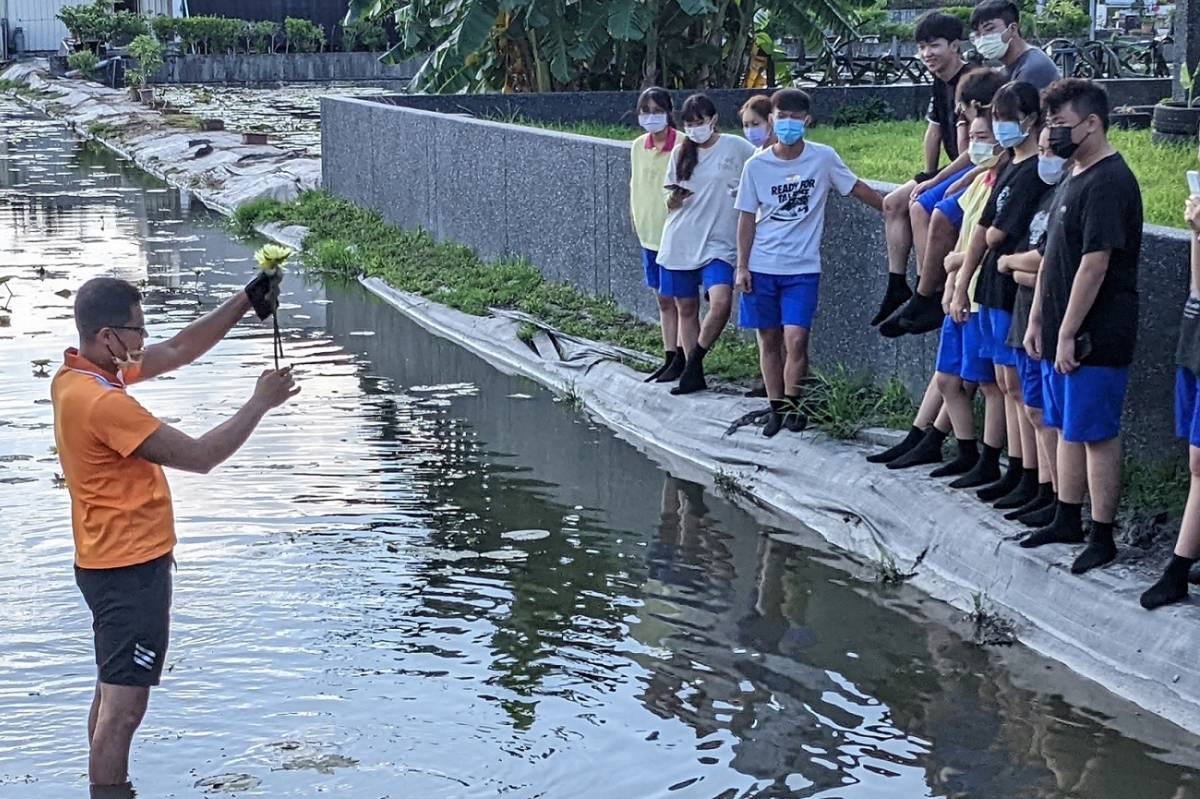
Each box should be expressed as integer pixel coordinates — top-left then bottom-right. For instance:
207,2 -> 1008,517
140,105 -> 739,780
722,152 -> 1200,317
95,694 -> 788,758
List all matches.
1175,367 -> 1200,447
738,272 -> 820,329
642,248 -> 662,292
976,305 -> 1017,367
658,259 -> 735,299
1041,361 -> 1129,442
935,314 -> 995,384
915,166 -> 972,230
1014,349 -> 1043,410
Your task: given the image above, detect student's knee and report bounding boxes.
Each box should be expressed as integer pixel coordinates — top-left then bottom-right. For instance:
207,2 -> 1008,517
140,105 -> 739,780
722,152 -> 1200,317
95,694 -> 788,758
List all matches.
656,293 -> 675,313
757,328 -> 782,350
980,381 -> 1002,400
707,289 -> 732,317
929,209 -> 956,242
675,296 -> 700,314
1189,447 -> 1200,479
1025,405 -> 1044,429
935,371 -> 960,396
783,326 -> 809,354
883,184 -> 913,219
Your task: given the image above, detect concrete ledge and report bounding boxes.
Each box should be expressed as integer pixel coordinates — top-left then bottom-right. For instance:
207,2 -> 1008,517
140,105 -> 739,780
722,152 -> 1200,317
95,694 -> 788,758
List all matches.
306,264 -> 1200,737
150,52 -> 423,85
320,95 -> 1190,458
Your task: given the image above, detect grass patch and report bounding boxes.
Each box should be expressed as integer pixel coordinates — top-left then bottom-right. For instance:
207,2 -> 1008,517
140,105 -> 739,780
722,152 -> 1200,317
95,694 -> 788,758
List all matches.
500,115 -> 1192,229
162,113 -> 201,131
798,366 -> 916,439
0,79 -> 50,100
1121,458 -> 1189,521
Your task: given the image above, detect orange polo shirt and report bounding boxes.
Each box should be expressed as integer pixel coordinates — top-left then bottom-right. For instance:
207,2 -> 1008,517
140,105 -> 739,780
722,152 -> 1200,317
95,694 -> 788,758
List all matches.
51,349 -> 175,569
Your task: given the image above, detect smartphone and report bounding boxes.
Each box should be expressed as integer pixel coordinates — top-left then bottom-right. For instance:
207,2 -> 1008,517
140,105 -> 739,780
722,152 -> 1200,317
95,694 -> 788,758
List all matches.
1075,332 -> 1093,361
1188,170 -> 1200,197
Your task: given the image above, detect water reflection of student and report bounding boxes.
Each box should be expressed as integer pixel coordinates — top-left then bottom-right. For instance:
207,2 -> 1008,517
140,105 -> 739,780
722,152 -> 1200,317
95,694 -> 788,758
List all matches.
647,475 -> 708,586
737,535 -> 816,655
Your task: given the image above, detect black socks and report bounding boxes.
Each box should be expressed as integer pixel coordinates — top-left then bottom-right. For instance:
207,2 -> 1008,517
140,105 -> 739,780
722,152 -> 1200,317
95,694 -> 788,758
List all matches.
1005,482 -> 1053,520
1071,521 -> 1118,574
930,437 -> 979,477
976,454 -> 1021,500
887,425 -> 947,469
655,349 -> 686,383
1020,501 -> 1085,548
1016,496 -> 1057,527
867,425 -> 925,464
644,349 -> 677,382
949,444 -> 1001,488
1141,554 -> 1198,610
991,466 -> 1039,509
871,273 -> 913,327
763,399 -> 785,438
670,345 -> 708,395
783,394 -> 808,433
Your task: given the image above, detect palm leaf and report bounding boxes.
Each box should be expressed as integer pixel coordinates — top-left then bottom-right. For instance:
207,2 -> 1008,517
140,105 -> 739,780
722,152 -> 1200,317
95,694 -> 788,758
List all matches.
344,0 -> 385,24
608,0 -> 651,41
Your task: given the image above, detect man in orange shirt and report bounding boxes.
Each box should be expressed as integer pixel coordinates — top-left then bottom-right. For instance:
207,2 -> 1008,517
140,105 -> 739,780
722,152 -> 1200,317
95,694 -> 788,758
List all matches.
52,273 -> 297,789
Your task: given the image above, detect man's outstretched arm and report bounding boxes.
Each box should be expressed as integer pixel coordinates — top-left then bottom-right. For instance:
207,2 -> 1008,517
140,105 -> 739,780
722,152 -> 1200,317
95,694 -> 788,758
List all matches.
134,367 -> 298,473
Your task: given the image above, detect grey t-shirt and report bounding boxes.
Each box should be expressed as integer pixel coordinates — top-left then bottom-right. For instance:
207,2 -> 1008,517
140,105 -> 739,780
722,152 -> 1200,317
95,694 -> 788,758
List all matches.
1008,46 -> 1060,90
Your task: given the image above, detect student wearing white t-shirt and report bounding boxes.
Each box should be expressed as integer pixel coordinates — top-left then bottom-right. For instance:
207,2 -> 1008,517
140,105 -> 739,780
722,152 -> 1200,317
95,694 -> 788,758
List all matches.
658,94 -> 756,395
735,89 -> 884,437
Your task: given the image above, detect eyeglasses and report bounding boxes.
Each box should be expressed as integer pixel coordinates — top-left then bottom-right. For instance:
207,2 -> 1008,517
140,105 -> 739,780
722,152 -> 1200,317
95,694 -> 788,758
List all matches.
108,324 -> 148,338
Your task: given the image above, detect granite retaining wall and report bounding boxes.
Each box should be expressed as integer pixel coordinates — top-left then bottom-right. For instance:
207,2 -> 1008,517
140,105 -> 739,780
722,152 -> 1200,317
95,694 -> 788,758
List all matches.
150,52 -> 422,85
373,79 -> 1172,126
322,94 -> 1192,458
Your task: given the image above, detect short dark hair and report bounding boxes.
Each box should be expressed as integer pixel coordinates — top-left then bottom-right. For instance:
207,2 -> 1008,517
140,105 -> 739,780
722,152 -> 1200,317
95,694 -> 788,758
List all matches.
1043,78 -> 1110,130
956,67 -> 1007,110
770,88 -> 811,114
74,277 -> 141,340
971,0 -> 1020,30
915,11 -> 964,45
992,80 -> 1042,127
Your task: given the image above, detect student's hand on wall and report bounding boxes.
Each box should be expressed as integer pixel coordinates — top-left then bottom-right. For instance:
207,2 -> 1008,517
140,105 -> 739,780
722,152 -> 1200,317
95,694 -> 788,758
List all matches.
1187,195 -> 1200,233
735,267 -> 753,294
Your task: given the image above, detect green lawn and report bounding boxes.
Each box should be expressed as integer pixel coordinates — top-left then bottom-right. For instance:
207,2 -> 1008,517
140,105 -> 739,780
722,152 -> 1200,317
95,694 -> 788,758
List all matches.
510,116 -> 1195,229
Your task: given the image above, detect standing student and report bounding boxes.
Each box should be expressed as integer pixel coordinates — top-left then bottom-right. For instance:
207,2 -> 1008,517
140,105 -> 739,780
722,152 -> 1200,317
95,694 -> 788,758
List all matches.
657,93 -> 756,395
994,125 -> 1066,526
741,95 -> 775,150
873,11 -> 969,330
951,81 -> 1052,498
914,114 -> 1002,475
1141,150 -> 1200,609
970,0 -> 1061,88
1022,79 -> 1142,576
630,87 -> 683,383
735,89 -> 883,437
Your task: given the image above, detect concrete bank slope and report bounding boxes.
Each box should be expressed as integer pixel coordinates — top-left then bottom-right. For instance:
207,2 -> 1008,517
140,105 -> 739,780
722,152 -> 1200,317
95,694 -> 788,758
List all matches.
0,61 -> 319,216
256,212 -> 1200,736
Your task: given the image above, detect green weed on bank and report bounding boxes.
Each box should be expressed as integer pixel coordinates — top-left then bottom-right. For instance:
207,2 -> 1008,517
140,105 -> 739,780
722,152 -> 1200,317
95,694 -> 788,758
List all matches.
233,191 -> 916,437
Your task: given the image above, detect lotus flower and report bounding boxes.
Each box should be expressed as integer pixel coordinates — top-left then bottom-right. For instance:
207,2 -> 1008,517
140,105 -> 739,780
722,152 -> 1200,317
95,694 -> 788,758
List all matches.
254,244 -> 292,273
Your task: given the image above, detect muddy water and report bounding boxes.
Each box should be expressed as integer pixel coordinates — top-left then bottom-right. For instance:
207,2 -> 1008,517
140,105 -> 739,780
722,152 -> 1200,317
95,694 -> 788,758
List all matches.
1,99 -> 1199,798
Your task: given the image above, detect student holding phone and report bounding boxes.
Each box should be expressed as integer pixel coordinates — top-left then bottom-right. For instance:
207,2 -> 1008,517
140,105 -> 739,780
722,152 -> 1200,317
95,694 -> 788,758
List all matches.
1021,79 -> 1142,575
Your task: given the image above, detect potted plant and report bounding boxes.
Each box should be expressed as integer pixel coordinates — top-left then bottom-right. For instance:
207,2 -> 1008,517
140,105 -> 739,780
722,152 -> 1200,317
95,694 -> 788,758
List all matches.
1152,60 -> 1200,144
127,33 -> 164,104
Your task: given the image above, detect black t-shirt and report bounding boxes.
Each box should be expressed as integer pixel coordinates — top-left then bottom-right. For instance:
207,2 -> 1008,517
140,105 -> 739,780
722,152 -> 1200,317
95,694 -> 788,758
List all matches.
1177,295 -> 1200,374
1005,190 -> 1058,348
974,156 -> 1052,312
927,64 -> 968,162
1040,153 -> 1143,368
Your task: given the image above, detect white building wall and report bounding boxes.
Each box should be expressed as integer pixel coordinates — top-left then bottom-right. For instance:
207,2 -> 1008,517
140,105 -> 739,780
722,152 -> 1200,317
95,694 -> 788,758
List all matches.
7,0 -> 177,54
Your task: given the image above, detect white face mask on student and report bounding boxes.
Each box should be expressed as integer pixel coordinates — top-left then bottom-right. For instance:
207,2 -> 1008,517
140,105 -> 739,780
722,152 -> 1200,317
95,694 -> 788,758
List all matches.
974,30 -> 1010,60
968,140 -> 1001,168
1038,154 -> 1066,185
639,113 -> 668,134
684,122 -> 714,144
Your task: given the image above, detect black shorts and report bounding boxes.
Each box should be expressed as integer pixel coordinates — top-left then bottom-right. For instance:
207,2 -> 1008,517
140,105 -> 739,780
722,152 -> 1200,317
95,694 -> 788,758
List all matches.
75,553 -> 174,687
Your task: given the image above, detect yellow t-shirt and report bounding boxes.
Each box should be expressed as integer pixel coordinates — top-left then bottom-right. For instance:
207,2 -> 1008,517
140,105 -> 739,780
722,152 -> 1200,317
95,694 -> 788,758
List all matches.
52,349 -> 175,569
629,129 -> 677,251
950,169 -> 996,312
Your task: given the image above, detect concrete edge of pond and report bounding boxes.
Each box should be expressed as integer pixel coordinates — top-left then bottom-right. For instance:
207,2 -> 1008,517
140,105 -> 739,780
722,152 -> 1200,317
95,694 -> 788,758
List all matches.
287,219 -> 1200,738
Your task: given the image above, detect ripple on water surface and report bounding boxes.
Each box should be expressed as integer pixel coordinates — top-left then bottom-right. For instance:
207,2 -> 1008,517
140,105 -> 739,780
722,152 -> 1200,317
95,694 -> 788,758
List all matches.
1,99 -> 1198,799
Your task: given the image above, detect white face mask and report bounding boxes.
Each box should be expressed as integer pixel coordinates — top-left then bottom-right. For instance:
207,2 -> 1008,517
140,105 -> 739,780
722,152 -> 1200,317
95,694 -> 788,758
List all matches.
684,122 -> 714,144
974,30 -> 1010,60
639,113 -> 668,134
1038,154 -> 1066,185
969,140 -> 1001,168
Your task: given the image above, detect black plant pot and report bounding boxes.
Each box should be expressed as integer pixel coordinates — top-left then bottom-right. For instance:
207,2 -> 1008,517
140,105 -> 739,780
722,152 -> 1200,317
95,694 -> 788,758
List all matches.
1112,111 -> 1152,130
1152,102 -> 1200,144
